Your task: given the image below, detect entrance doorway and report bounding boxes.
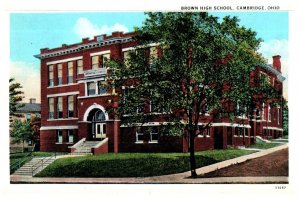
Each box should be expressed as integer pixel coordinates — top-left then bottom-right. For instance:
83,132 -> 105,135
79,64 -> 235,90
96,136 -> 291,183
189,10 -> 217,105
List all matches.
95,123 -> 106,139
87,109 -> 107,140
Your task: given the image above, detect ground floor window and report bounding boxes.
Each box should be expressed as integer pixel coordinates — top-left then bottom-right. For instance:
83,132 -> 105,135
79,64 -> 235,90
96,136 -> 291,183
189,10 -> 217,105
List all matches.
56,130 -> 63,143
205,128 -> 211,137
136,127 -> 144,143
68,130 -> 74,143
150,128 -> 158,143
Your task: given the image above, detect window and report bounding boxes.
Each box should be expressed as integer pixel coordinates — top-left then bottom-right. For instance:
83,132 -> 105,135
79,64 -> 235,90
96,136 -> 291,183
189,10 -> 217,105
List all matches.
97,82 -> 107,95
123,51 -> 131,67
48,65 -> 54,87
87,82 -> 96,96
56,130 -> 63,143
150,100 -> 157,112
26,113 -> 31,121
92,55 -> 99,69
150,128 -> 158,143
122,87 -> 130,102
57,63 -> 63,85
68,95 -> 74,117
206,128 -> 211,137
57,97 -> 63,118
77,59 -> 83,75
137,100 -> 144,113
149,46 -> 157,65
68,130 -> 74,143
67,62 -> 73,84
136,127 -> 144,142
268,105 -> 271,121
102,53 -> 110,68
48,98 -> 54,119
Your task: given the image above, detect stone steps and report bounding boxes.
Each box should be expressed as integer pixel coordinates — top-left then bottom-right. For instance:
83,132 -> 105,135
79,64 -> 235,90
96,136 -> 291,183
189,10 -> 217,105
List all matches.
13,157 -> 56,176
71,141 -> 100,155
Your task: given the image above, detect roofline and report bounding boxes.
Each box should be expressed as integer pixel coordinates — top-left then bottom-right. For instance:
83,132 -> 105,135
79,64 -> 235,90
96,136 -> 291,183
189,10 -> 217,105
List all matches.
34,36 -> 134,60
259,64 -> 286,82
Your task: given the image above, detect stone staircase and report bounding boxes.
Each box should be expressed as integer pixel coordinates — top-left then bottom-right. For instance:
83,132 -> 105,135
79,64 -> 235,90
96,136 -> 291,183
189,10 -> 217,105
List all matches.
70,141 -> 101,155
13,156 -> 56,176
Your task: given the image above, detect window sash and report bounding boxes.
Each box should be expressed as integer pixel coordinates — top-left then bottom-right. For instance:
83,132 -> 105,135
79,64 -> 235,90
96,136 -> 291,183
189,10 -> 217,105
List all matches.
77,59 -> 83,74
68,130 -> 74,143
88,82 -> 96,95
102,54 -> 110,67
57,130 -> 63,143
92,56 -> 99,69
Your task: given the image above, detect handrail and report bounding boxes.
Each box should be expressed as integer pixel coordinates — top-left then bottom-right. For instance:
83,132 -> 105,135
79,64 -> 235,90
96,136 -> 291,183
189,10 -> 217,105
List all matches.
10,148 -> 35,174
31,153 -> 57,176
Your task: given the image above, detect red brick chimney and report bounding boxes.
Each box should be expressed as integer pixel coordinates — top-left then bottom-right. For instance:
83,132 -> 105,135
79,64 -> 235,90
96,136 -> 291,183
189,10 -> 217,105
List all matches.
272,55 -> 281,72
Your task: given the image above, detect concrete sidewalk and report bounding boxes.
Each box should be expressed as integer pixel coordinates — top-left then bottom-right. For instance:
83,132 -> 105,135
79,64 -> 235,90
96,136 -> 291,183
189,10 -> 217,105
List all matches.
10,143 -> 288,184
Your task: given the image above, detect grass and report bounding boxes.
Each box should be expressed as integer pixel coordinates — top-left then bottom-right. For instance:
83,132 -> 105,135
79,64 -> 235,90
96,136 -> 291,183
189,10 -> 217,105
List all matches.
247,142 -> 282,149
10,152 -> 64,174
36,149 -> 255,178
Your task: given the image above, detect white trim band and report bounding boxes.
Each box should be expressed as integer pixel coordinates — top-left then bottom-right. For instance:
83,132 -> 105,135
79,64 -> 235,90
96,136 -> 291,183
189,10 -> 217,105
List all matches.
47,91 -> 79,98
40,125 -> 78,130
121,122 -> 175,127
90,50 -> 111,56
262,126 -> 283,131
46,56 -> 83,65
211,123 -> 251,128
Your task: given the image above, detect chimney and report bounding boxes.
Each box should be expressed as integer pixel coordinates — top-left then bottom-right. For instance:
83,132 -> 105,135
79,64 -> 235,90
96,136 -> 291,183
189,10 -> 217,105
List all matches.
272,55 -> 281,72
29,98 -> 36,104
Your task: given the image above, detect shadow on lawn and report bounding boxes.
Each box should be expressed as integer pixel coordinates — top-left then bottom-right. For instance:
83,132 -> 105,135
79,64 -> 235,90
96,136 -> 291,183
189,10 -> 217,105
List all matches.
36,155 -> 219,178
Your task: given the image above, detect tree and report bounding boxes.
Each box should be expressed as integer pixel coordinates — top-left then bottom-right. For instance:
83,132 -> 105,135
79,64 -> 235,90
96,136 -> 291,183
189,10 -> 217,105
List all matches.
282,99 -> 288,136
10,120 -> 33,152
9,78 -> 24,117
109,12 -> 278,177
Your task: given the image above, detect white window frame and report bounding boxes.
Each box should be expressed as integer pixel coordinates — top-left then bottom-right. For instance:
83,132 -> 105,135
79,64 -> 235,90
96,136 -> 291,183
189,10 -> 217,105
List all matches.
77,59 -> 83,75
268,105 -> 271,122
135,127 -> 144,143
149,128 -> 158,143
68,129 -> 74,143
56,130 -> 63,143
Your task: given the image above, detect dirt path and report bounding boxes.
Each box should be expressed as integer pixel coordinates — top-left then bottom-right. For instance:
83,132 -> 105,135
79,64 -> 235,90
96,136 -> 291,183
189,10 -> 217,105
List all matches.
199,148 -> 288,178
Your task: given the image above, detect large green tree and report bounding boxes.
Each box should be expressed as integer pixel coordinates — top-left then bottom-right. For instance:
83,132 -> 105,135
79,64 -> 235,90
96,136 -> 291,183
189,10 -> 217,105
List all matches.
10,120 -> 33,152
109,12 -> 277,177
9,78 -> 24,117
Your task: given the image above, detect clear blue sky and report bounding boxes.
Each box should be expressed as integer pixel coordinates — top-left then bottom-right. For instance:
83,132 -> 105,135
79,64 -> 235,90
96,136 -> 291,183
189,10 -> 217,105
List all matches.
10,12 -> 288,101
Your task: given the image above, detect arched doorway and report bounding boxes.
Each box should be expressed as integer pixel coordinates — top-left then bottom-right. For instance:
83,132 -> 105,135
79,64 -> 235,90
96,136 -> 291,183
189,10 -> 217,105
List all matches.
87,109 -> 106,140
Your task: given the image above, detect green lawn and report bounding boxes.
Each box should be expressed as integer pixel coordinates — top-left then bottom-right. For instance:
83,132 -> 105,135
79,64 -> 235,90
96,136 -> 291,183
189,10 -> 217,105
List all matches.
247,142 -> 282,149
36,149 -> 255,177
10,152 -> 64,174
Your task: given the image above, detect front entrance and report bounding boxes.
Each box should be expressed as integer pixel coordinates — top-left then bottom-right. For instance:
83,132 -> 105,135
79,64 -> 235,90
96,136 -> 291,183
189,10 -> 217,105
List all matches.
87,108 -> 107,140
95,123 -> 106,139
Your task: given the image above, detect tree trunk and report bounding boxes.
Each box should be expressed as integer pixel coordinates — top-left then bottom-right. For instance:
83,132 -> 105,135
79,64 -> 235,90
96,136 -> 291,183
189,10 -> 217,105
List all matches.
189,129 -> 197,178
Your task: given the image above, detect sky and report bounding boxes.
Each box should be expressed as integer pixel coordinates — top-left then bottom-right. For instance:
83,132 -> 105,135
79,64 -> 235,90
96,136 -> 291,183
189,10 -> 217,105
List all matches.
10,12 -> 288,102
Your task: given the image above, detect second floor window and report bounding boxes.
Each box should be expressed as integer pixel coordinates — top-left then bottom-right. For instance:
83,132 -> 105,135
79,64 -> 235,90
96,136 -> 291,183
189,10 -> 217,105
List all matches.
48,98 -> 54,119
57,97 -> 63,118
67,62 -> 73,84
102,53 -> 110,68
92,55 -> 99,70
87,82 -> 96,96
149,46 -> 158,66
68,95 -> 74,117
77,59 -> 83,75
97,82 -> 107,95
48,65 -> 54,87
57,63 -> 63,85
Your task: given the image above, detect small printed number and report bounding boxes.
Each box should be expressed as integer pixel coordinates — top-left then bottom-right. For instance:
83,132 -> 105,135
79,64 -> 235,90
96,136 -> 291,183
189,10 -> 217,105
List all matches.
275,186 -> 286,190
